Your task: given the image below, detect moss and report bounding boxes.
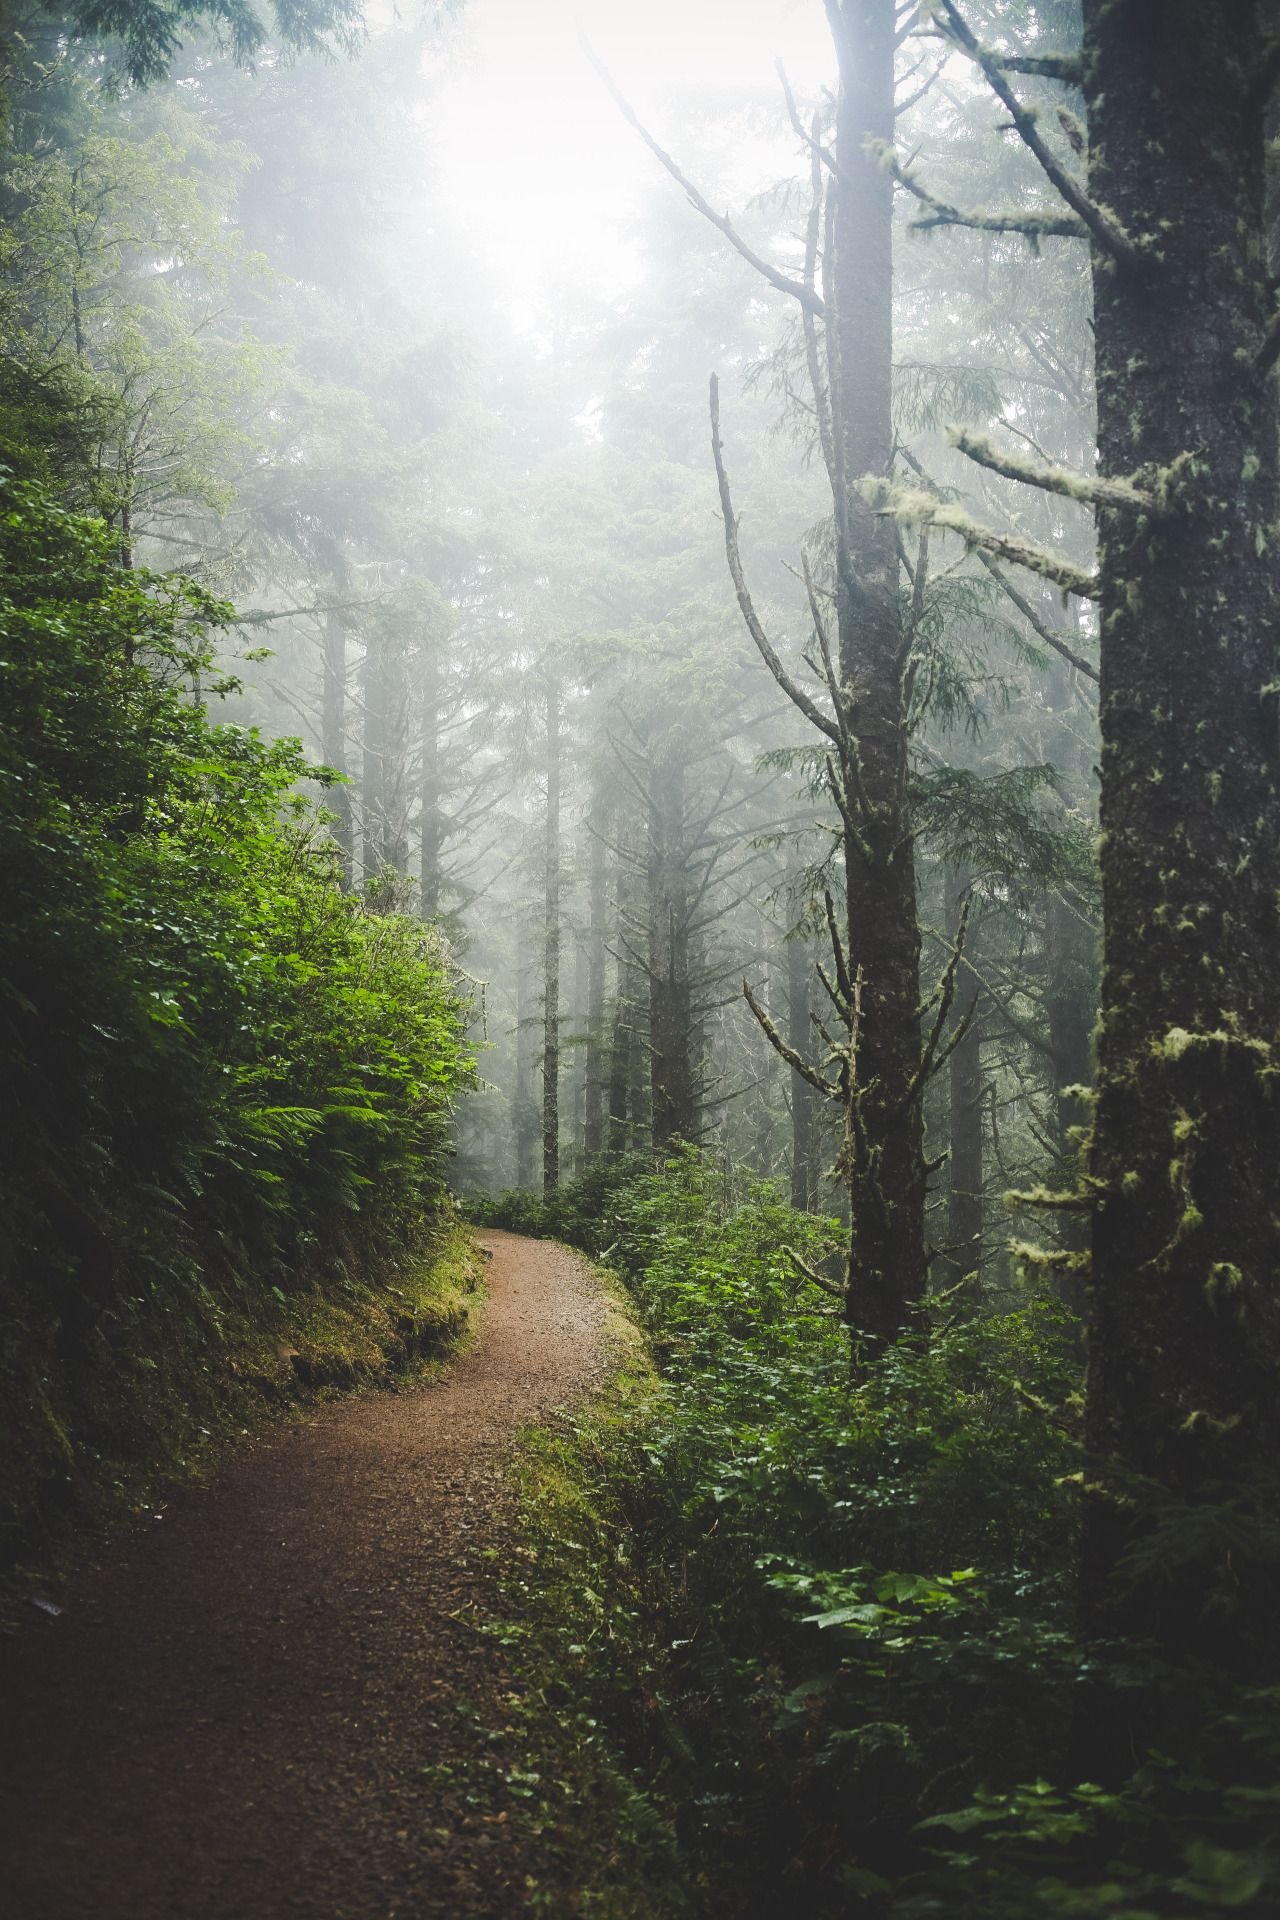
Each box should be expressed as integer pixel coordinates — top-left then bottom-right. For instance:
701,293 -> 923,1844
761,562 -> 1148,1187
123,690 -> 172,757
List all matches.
1205,1261 -> 1245,1309
498,1269 -> 692,1917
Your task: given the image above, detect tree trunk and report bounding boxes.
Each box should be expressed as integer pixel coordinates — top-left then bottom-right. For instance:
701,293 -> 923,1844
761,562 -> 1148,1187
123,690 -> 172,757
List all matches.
583,798 -> 609,1160
542,681 -> 561,1194
381,634 -> 411,881
830,0 -> 925,1348
1082,0 -> 1280,1667
648,751 -> 696,1152
514,917 -> 537,1191
786,931 -> 817,1211
943,868 -> 982,1296
360,634 -> 385,886
321,603 -> 353,889
419,642 -> 443,918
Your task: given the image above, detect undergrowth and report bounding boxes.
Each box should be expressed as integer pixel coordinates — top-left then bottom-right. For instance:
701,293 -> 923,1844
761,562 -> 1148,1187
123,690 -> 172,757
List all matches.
3,1216 -> 482,1620
474,1154 -> 1280,1918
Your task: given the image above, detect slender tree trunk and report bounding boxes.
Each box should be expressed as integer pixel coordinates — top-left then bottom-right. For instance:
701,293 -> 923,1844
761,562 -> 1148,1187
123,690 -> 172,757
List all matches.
542,682 -> 561,1194
419,643 -> 443,918
606,823 -> 636,1157
382,634 -> 411,881
361,636 -> 385,887
786,932 -> 816,1211
583,800 -> 609,1159
322,604 -> 353,889
942,868 -> 982,1295
648,752 -> 696,1151
1082,0 -> 1280,1667
514,921 -> 538,1192
830,0 -> 925,1348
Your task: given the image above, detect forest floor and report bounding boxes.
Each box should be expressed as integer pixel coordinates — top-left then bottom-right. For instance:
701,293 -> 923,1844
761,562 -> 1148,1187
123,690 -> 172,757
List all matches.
0,1231 -> 618,1920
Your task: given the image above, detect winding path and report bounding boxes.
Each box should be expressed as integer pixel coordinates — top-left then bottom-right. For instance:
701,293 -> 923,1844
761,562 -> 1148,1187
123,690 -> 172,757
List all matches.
0,1232 -> 612,1920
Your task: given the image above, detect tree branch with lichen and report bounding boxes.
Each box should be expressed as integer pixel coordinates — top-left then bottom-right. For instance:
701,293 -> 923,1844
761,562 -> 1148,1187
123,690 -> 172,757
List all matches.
864,478 -> 1099,599
947,426 -> 1159,514
871,139 -> 1088,244
743,978 -> 840,1098
927,0 -> 1140,267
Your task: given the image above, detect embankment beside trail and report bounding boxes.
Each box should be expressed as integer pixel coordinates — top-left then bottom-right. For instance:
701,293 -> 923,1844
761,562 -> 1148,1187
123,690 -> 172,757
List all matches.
3,1218 -> 482,1615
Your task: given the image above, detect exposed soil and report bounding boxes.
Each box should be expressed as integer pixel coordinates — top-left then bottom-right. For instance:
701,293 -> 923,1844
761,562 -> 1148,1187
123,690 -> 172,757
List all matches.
0,1231 -> 614,1920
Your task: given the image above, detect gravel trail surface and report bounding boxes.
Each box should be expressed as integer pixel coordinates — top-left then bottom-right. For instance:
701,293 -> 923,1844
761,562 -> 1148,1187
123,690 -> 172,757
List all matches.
0,1231 -> 612,1920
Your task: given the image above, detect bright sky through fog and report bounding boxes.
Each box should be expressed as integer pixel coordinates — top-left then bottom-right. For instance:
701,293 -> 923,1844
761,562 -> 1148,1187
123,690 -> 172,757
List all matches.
430,0 -> 836,318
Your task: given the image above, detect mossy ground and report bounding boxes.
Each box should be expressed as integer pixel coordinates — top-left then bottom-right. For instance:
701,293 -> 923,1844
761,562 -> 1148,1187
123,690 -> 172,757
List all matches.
491,1258 -> 701,1918
2,1215 -> 484,1623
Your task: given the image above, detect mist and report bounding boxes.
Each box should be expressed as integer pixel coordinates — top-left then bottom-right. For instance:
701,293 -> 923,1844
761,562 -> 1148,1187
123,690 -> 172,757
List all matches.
3,0 -> 1278,1913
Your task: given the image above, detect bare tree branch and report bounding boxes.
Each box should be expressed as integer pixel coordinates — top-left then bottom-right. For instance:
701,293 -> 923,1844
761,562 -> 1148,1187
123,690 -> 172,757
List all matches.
584,35 -> 825,316
710,375 -> 841,742
932,0 -> 1139,267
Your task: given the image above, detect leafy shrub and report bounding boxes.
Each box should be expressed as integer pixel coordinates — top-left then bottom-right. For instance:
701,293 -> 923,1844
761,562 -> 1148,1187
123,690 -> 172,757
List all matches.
496,1150 -> 1280,1917
0,477 -> 473,1540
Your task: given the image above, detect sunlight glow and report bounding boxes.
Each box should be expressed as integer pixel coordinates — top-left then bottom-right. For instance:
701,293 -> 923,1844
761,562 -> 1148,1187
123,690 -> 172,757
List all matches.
429,0 -> 836,316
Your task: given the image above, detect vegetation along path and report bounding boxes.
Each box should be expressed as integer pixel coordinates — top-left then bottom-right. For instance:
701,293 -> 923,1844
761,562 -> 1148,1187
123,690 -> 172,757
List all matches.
0,1232 -> 613,1920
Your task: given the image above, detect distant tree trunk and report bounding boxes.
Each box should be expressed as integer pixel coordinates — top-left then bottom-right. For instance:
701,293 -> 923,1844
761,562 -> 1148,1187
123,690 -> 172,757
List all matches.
648,752 -> 696,1152
1082,0 -> 1280,1668
514,919 -> 537,1190
542,682 -> 561,1194
360,635 -> 385,885
829,0 -> 925,1348
583,801 -> 609,1160
942,868 -> 982,1296
381,634 -> 411,881
419,643 -> 443,918
786,932 -> 816,1211
607,818 -> 644,1156
321,604 -> 353,888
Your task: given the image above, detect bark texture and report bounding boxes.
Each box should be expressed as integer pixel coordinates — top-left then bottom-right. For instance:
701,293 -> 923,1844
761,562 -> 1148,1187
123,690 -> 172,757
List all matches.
829,0 -> 926,1346
943,869 -> 982,1294
1083,0 -> 1280,1662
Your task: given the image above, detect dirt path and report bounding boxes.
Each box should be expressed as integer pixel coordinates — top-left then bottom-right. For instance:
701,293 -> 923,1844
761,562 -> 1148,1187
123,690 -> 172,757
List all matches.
0,1231 -> 613,1920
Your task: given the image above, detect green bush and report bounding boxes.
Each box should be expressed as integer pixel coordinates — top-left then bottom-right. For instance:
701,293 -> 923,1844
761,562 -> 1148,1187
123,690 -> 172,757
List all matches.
497,1150 -> 1280,1917
0,476 -> 473,1539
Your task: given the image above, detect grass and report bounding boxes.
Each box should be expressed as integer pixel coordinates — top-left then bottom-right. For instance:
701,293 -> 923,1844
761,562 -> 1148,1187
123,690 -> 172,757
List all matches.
491,1256 -> 702,1918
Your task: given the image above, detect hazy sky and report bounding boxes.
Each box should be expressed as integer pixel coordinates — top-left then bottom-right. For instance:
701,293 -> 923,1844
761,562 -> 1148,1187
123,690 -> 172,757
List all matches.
431,0 -> 837,317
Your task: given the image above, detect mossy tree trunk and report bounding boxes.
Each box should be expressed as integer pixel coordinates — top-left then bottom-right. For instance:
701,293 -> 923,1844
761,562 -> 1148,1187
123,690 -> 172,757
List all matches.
786,930 -> 817,1211
829,0 -> 926,1348
943,867 -> 982,1294
1082,0 -> 1280,1667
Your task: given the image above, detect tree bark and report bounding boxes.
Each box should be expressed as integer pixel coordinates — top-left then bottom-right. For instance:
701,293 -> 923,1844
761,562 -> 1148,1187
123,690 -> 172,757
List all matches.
786,931 -> 817,1211
943,868 -> 982,1295
542,681 -> 561,1194
648,750 -> 696,1152
1082,0 -> 1280,1667
829,0 -> 926,1348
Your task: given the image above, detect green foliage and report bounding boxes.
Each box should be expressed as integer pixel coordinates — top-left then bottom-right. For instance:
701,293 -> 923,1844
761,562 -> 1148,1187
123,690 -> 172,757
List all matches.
0,475 -> 473,1545
494,1153 -> 1280,1917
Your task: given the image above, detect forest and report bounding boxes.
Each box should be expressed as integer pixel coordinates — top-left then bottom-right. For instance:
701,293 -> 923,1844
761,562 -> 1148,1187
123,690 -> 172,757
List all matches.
0,0 -> 1277,1915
